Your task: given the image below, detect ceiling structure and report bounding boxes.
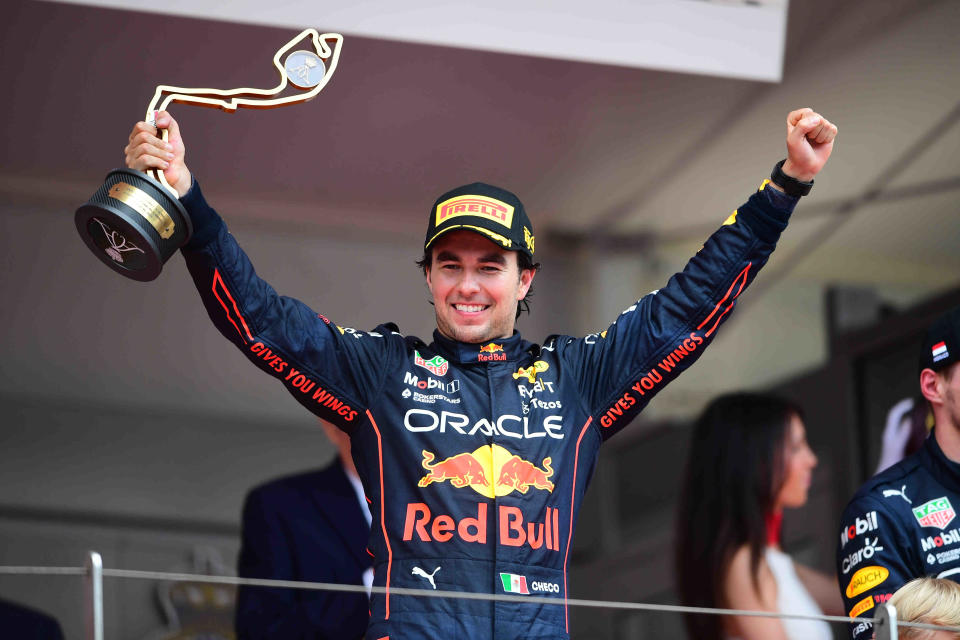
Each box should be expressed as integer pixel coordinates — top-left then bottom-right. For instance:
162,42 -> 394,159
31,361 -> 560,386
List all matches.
50,0 -> 790,80
1,0 -> 958,429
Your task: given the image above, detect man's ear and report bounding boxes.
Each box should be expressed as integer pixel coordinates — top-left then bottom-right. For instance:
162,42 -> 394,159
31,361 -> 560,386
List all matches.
425,264 -> 433,290
920,368 -> 943,406
517,268 -> 535,300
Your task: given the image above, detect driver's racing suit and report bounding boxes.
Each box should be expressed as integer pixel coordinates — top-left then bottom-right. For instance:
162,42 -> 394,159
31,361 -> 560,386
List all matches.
179,179 -> 797,639
836,432 -> 960,640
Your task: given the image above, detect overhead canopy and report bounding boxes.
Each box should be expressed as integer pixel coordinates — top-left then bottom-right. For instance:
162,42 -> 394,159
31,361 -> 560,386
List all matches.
47,0 -> 788,81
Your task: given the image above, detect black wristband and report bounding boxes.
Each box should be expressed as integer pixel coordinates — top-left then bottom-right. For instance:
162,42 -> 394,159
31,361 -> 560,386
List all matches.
770,159 -> 813,197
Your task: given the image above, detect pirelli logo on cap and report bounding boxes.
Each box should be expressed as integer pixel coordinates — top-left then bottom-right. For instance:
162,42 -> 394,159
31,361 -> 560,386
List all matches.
436,195 -> 514,229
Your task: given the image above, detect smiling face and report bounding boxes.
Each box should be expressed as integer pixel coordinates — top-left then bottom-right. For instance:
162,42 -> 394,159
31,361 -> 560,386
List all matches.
425,230 -> 535,344
774,413 -> 818,510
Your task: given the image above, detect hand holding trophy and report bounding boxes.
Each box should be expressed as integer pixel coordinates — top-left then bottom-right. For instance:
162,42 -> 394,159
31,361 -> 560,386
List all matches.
75,29 -> 343,281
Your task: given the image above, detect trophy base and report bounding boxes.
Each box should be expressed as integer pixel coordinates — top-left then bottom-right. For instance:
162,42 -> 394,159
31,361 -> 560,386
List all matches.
75,168 -> 192,282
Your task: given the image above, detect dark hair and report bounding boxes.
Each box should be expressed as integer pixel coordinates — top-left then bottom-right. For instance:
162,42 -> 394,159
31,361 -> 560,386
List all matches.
416,249 -> 542,319
674,393 -> 803,640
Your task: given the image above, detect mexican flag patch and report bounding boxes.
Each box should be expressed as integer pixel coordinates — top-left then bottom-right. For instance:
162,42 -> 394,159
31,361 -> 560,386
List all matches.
500,572 -> 530,595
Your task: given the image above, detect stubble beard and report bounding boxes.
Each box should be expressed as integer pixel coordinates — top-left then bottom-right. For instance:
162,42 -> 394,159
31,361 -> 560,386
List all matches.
435,311 -> 509,345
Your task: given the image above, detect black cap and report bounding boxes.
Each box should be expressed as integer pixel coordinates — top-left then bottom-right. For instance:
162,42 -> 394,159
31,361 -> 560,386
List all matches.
920,305 -> 960,373
424,182 -> 535,261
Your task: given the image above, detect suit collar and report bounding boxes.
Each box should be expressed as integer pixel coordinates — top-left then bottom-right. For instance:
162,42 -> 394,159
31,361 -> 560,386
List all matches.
924,430 -> 960,492
430,329 -> 531,365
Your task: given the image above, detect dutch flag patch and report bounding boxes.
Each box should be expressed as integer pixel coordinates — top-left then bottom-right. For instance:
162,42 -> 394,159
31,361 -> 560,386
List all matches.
932,341 -> 949,363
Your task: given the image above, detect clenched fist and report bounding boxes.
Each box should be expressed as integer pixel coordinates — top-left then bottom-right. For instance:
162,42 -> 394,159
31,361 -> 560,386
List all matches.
781,108 -> 838,182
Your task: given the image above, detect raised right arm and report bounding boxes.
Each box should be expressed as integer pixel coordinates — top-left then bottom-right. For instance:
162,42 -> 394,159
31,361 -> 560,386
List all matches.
124,113 -> 400,431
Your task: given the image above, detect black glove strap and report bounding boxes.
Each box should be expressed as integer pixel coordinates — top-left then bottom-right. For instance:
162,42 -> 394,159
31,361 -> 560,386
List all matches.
770,159 -> 814,197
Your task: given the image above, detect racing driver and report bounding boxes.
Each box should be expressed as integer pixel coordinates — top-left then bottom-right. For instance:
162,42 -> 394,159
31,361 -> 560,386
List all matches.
124,107 -> 837,639
836,305 -> 960,640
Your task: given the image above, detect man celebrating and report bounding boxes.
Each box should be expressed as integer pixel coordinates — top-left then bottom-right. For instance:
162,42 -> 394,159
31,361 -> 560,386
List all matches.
837,306 -> 960,640
125,107 -> 836,639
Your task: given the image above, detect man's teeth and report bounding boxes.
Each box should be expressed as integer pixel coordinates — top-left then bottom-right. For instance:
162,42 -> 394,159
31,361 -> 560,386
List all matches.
456,304 -> 485,312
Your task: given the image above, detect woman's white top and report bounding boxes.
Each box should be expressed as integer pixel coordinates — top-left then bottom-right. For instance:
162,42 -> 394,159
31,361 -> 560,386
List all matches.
764,547 -> 833,640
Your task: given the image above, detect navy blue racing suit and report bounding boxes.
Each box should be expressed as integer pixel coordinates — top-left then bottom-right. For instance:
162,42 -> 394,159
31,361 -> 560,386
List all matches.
179,179 -> 797,639
836,432 -> 960,640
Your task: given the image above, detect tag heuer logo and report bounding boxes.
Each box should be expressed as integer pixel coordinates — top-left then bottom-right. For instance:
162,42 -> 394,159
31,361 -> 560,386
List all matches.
913,497 -> 956,529
414,351 -> 449,376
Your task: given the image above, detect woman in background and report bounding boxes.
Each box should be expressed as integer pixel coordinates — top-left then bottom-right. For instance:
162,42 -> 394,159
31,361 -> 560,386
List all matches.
675,393 -> 842,640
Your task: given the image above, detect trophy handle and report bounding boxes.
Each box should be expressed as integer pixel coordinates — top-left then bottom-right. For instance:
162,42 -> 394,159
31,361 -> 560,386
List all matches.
144,110 -> 178,198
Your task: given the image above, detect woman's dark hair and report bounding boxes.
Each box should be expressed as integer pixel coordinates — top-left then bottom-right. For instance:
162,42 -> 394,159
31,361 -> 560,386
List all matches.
674,393 -> 803,640
415,250 -> 542,319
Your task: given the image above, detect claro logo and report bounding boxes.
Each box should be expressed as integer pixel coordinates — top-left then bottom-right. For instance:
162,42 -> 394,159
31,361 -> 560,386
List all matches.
845,566 -> 889,599
841,536 -> 884,574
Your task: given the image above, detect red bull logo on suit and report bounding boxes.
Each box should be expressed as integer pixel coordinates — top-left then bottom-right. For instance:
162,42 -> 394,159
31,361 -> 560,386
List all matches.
417,444 -> 554,498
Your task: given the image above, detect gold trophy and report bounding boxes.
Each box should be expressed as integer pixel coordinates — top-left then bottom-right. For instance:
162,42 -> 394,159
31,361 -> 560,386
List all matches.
75,29 -> 343,281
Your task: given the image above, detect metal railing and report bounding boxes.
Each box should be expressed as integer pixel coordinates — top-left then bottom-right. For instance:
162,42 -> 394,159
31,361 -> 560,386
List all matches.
2,552 -> 960,640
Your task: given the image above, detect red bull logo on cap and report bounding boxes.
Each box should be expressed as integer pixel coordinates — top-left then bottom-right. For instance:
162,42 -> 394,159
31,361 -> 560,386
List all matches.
436,195 -> 514,229
418,444 -> 554,498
